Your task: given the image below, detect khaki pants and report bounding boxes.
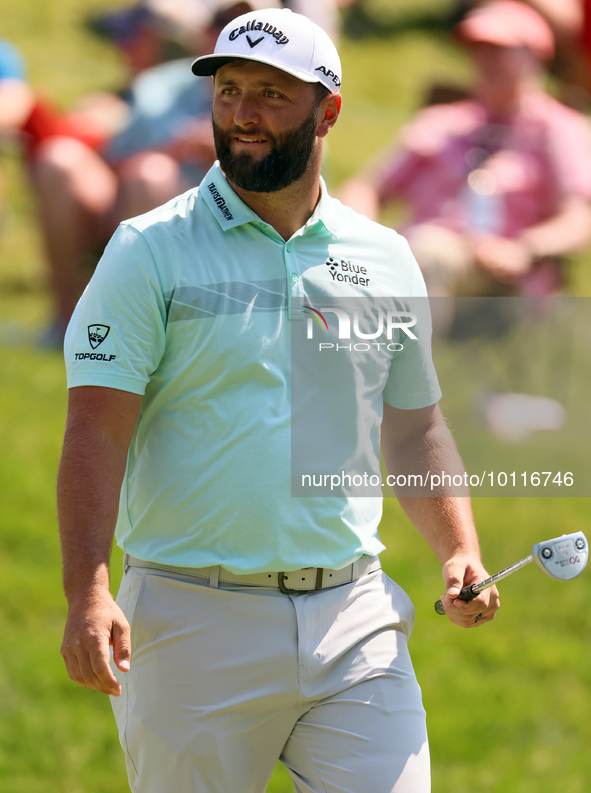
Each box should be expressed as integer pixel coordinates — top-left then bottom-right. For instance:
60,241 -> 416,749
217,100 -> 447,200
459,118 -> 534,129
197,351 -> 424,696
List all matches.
110,566 -> 430,793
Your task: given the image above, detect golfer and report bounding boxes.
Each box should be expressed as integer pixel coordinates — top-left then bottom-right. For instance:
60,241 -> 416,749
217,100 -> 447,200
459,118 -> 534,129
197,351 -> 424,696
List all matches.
58,9 -> 499,792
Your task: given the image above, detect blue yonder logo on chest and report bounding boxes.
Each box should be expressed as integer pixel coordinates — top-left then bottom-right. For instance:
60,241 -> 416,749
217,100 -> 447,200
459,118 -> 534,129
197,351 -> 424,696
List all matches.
326,257 -> 370,286
229,20 -> 289,45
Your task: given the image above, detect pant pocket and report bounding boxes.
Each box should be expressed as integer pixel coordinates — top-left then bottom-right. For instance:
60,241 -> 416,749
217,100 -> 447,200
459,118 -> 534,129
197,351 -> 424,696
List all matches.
383,573 -> 416,638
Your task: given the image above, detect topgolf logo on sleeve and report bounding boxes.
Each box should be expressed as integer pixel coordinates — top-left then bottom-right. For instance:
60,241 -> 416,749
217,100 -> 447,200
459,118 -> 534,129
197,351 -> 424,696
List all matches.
88,324 -> 110,349
73,323 -> 117,362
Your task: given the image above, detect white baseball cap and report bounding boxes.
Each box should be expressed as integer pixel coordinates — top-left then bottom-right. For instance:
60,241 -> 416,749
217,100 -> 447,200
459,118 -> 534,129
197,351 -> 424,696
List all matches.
191,7 -> 342,92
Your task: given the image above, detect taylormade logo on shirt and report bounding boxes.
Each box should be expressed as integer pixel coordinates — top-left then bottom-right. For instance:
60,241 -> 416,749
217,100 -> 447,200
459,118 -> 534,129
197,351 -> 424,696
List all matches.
208,182 -> 234,221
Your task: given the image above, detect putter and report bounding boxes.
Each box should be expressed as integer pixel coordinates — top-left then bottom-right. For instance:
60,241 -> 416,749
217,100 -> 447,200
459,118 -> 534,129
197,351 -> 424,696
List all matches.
435,531 -> 588,615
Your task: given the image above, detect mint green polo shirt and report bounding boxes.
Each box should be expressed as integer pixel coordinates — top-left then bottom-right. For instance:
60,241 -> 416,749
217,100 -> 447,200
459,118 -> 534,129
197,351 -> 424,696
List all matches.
64,162 -> 441,573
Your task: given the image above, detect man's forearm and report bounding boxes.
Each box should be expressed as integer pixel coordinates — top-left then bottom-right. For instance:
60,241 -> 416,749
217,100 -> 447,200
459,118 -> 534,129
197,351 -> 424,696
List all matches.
381,402 -> 499,627
384,418 -> 480,564
396,494 -> 480,565
57,427 -> 128,602
519,195 -> 591,258
382,403 -> 479,563
58,387 -> 141,694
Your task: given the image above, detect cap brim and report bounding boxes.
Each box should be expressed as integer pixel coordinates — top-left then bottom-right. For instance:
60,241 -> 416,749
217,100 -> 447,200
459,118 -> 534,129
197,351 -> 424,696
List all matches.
191,52 -> 318,84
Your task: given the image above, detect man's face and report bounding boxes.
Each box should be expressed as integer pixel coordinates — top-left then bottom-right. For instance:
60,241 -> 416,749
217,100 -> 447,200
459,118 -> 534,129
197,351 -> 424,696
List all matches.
470,41 -> 538,92
212,61 -> 324,192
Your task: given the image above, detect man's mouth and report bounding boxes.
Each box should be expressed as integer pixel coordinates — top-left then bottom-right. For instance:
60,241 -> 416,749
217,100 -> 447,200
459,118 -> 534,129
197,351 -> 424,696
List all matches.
235,137 -> 268,145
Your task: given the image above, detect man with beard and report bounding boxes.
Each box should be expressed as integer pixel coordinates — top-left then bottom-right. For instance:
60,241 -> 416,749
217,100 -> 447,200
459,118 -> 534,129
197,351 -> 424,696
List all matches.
58,8 -> 499,793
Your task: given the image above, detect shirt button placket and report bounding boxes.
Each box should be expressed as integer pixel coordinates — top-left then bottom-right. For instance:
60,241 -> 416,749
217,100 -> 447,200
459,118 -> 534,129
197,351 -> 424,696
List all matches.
285,240 -> 303,320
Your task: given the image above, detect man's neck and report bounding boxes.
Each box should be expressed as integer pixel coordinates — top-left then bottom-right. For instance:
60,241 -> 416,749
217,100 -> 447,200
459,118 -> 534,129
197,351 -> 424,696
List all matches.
224,151 -> 323,241
477,76 -> 540,121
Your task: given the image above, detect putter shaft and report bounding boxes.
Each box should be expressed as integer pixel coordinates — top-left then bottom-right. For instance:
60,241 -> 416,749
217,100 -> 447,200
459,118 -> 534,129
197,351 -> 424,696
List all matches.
434,554 -> 533,615
469,554 -> 533,595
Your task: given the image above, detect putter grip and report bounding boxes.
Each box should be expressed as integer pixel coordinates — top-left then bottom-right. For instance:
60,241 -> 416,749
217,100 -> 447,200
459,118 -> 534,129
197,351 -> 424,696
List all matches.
434,583 -> 478,615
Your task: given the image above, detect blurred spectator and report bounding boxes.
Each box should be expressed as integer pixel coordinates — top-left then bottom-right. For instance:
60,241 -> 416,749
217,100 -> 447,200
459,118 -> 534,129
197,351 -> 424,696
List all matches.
14,7 -> 164,173
0,40 -> 34,213
284,0 -> 341,42
89,2 -> 183,80
455,2 -> 591,108
29,0 -> 287,344
23,2 -> 190,163
0,40 -> 33,135
484,0 -> 591,107
146,0 -> 342,45
528,0 -> 591,106
340,1 -> 591,311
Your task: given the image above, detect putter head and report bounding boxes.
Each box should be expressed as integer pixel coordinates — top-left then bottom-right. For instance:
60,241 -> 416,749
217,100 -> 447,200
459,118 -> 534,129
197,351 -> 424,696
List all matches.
533,531 -> 588,580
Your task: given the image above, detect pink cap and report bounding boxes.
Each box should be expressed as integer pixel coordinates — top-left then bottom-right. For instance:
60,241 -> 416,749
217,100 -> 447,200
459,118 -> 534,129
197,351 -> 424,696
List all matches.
457,1 -> 555,62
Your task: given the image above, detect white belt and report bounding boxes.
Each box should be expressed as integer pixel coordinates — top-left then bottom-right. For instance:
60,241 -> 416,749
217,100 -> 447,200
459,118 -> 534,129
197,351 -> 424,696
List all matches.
124,553 -> 381,592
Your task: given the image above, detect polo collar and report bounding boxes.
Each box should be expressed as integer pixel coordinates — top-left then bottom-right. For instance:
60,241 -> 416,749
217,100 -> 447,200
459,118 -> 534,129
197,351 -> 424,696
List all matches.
199,162 -> 339,238
307,176 -> 339,238
199,163 -> 258,230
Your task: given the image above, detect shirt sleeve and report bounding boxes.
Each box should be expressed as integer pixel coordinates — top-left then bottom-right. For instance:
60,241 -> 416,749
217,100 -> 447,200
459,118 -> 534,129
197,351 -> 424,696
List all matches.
547,106 -> 591,199
381,236 -> 442,410
64,224 -> 168,394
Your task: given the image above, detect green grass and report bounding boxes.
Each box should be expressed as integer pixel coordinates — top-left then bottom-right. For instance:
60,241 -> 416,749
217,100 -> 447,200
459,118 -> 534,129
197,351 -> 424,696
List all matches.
2,0 -> 591,791
2,356 -> 591,793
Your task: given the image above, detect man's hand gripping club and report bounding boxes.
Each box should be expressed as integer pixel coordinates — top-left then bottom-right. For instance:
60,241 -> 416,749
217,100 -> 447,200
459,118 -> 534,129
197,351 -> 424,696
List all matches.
439,555 -> 500,627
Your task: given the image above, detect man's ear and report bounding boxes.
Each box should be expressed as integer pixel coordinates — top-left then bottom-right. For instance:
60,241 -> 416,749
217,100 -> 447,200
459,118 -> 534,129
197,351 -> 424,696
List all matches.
317,93 -> 342,138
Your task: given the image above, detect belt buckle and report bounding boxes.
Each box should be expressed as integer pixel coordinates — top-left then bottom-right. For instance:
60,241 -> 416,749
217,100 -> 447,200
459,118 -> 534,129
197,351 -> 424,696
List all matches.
278,572 -> 300,594
278,568 -> 324,594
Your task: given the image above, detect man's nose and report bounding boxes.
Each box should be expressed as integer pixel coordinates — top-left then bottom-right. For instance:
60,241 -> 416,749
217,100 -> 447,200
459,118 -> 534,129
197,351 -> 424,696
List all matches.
233,96 -> 261,128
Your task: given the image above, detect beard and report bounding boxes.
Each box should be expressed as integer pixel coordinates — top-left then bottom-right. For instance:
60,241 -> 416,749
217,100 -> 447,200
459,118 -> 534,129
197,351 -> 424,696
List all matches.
212,105 -> 319,193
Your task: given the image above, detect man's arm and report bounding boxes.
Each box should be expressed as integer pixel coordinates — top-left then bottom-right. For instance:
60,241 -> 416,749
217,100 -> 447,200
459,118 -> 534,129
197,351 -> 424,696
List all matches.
0,79 -> 34,133
470,195 -> 591,283
58,386 -> 142,695
381,400 -> 500,628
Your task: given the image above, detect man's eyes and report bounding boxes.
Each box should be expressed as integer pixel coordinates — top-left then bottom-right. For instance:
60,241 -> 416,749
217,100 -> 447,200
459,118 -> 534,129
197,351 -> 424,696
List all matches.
219,88 -> 284,99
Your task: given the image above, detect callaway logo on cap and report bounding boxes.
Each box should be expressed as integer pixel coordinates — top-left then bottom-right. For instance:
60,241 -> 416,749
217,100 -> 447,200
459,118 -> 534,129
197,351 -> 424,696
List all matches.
191,8 -> 342,92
